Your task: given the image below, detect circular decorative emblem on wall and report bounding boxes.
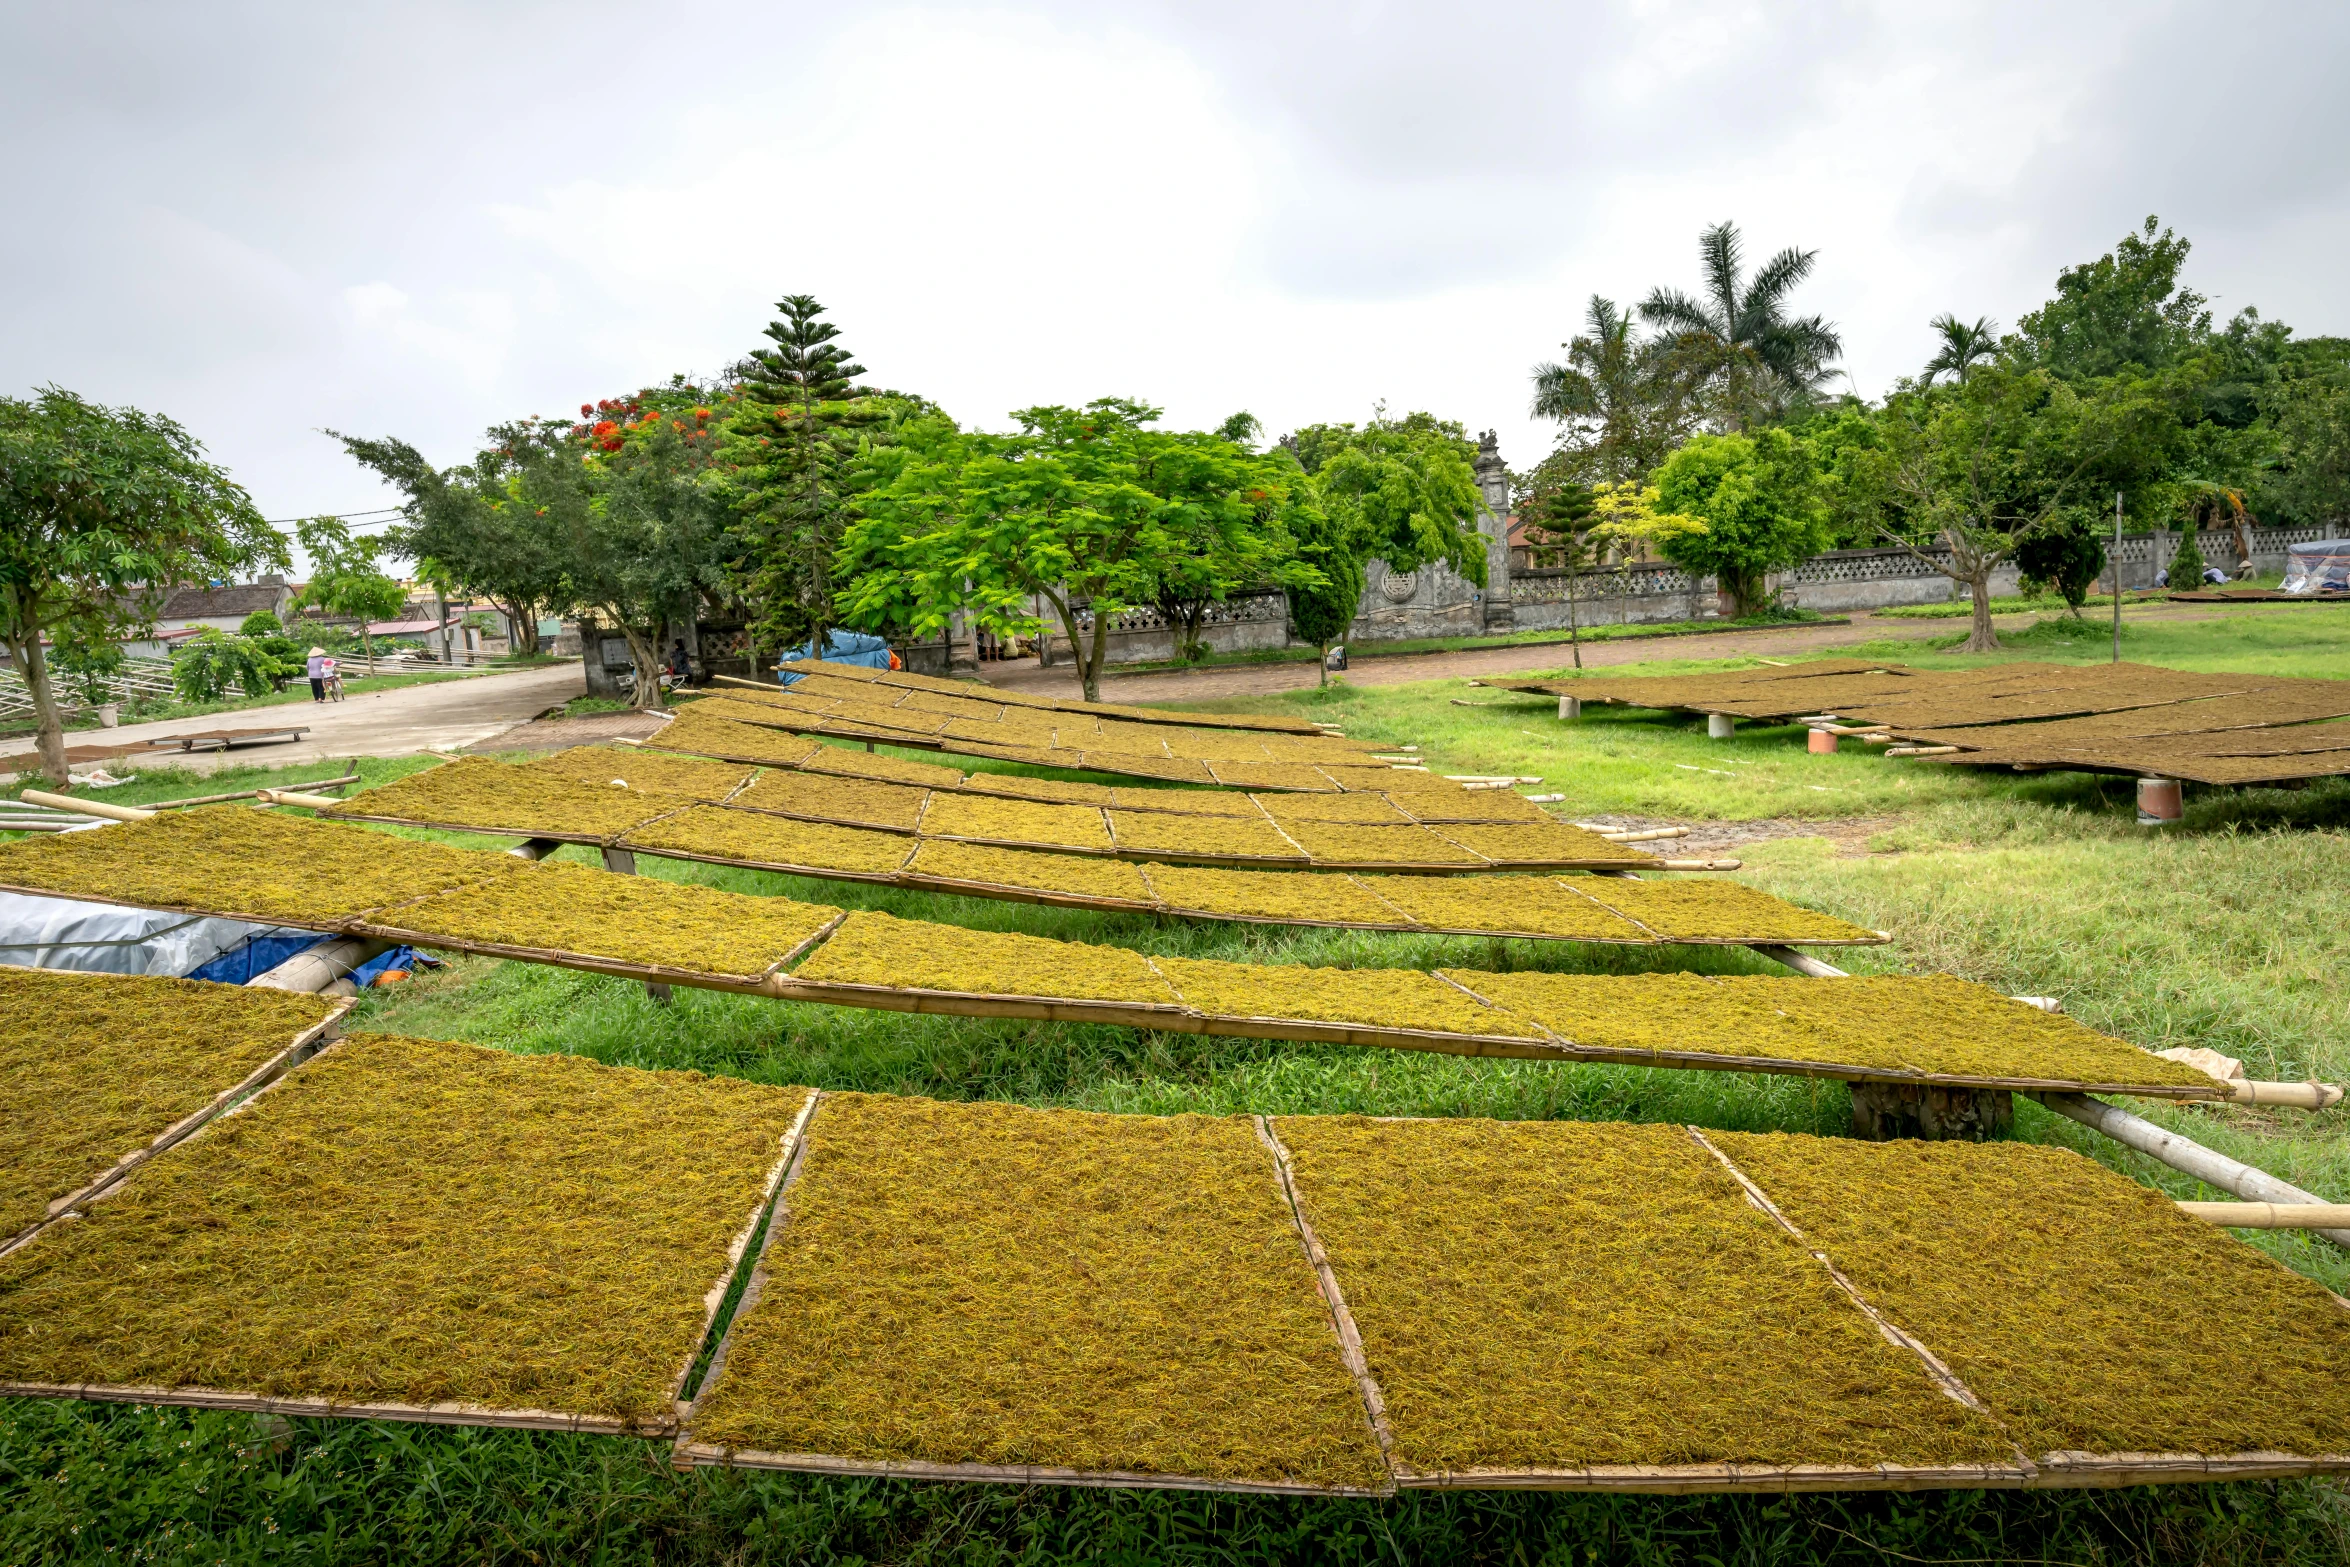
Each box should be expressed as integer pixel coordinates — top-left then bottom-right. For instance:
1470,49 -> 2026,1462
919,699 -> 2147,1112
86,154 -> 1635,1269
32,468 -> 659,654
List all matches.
1377,567 -> 1421,603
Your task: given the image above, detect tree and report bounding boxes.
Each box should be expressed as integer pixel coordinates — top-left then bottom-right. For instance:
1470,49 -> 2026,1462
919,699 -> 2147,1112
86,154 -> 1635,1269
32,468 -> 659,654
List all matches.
173,628 -> 293,703
567,396 -> 735,709
2167,507 -> 2208,587
49,623 -> 125,708
337,428 -> 569,656
2018,217 -> 2210,383
1287,412 -> 1488,588
1214,411 -> 1263,447
2013,521 -> 2107,612
238,609 -> 283,637
1923,314 -> 1998,385
843,400 -> 1321,702
1639,223 -> 1843,431
729,296 -> 880,660
1529,296 -> 1692,483
291,516 -> 409,670
1523,481 -> 1601,666
0,388 -> 283,784
1651,429 -> 1829,616
1284,517 -> 1362,687
2258,366 -> 2350,527
1859,364 -> 2172,651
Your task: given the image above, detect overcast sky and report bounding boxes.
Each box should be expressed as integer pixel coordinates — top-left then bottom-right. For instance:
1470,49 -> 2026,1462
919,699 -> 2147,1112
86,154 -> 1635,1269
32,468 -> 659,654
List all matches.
5,1 -> 2345,557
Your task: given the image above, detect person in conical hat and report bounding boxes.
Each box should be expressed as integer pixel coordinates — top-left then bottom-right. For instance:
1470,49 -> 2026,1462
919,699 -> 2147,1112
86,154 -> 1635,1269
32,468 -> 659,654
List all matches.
305,646 -> 330,702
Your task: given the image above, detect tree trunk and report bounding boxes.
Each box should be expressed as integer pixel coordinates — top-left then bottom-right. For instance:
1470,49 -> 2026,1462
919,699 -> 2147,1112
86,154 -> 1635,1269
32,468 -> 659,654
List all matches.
359,628 -> 376,675
1082,611 -> 1110,704
1963,568 -> 2000,653
497,601 -> 540,657
8,620 -> 71,787
620,623 -> 666,711
1316,641 -> 1329,687
1042,590 -> 1094,704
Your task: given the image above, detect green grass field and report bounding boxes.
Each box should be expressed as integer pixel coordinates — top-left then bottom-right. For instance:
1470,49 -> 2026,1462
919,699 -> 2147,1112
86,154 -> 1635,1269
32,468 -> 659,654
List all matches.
5,607 -> 2349,1563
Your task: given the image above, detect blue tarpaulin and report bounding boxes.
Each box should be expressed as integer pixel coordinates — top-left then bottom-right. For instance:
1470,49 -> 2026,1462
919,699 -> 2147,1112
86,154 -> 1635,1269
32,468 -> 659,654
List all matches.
777,630 -> 893,686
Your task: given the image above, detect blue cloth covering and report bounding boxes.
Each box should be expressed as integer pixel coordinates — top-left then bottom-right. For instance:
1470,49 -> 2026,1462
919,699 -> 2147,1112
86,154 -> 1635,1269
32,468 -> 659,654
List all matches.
777,630 -> 892,685
183,933 -> 440,987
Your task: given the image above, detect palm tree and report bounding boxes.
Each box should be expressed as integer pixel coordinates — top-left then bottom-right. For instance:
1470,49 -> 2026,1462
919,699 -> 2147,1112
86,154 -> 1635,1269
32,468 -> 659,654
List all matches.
1638,222 -> 1842,431
1529,296 -> 1687,481
1922,313 -> 1998,385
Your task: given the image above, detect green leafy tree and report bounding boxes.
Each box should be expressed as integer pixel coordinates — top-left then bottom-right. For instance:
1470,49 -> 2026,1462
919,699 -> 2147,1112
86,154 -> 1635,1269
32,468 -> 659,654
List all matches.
238,609 -> 283,637
1858,364 -> 2176,651
1923,314 -> 1999,385
336,428 -> 570,657
1527,482 -> 1602,666
2167,514 -> 2207,587
842,399 -> 1321,702
1283,518 -> 1362,687
49,623 -> 126,707
2258,365 -> 2350,527
1287,412 -> 1487,587
2013,522 -> 2108,612
291,516 -> 409,670
172,628 -> 293,702
729,296 -> 882,660
1529,296 -> 1693,483
2018,217 -> 2210,382
0,387 -> 283,783
568,397 -> 735,709
1640,223 -> 1843,431
1651,429 -> 1828,616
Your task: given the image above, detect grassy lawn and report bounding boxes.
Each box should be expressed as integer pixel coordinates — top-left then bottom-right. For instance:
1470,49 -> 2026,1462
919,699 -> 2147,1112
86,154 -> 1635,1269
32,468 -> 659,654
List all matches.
5,613 -> 2350,1563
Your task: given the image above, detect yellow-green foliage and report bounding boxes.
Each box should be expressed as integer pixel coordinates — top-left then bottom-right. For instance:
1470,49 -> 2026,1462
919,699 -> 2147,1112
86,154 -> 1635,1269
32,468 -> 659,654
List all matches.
906,841 -> 1155,905
1257,793 -> 1413,826
791,910 -> 1176,1006
1141,865 -> 1414,927
530,747 -> 756,800
625,807 -> 914,876
799,744 -> 964,789
378,861 -> 839,980
1434,821 -> 1632,866
1205,762 -> 1339,792
1713,1133 -> 2350,1459
0,970 -> 338,1241
1108,810 -> 1303,862
961,774 -> 1116,807
1106,788 -> 1266,818
1157,957 -> 1543,1039
692,1094 -> 1385,1488
648,708 -> 825,768
1354,876 -> 1650,941
0,809 -> 523,926
733,772 -> 928,832
1445,971 -> 2211,1088
1572,876 -> 1878,942
918,794 -> 1114,853
1273,823 -> 1483,867
328,757 -> 692,839
0,1033 -> 807,1428
1736,975 -> 2215,1086
1275,1117 -> 2010,1472
1378,788 -> 1551,825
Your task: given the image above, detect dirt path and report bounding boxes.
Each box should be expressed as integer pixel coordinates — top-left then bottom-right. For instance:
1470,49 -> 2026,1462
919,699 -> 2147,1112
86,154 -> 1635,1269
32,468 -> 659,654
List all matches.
975,604 -> 2243,705
24,662 -> 588,778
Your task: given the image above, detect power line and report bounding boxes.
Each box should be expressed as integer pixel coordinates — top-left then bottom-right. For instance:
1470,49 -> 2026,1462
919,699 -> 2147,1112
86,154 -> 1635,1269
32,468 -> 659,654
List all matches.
262,507 -> 406,527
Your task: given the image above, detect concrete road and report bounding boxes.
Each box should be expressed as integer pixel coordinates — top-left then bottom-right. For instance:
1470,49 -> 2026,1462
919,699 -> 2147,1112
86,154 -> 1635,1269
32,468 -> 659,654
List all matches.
63,662 -> 587,776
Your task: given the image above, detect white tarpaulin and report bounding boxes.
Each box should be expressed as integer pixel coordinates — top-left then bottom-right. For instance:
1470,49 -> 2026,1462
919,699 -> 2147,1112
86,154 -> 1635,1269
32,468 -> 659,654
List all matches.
0,891 -> 298,977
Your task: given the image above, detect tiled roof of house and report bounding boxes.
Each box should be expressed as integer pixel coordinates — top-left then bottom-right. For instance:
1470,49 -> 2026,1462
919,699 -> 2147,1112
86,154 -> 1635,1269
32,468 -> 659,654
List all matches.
158,582 -> 290,620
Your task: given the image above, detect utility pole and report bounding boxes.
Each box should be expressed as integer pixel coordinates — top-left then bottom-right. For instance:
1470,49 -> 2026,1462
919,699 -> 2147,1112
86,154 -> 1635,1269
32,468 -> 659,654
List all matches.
2112,491 -> 2123,664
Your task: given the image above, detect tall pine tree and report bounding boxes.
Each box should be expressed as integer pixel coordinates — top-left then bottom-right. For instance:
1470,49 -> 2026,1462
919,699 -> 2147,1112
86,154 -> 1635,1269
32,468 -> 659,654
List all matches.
732,295 -> 878,661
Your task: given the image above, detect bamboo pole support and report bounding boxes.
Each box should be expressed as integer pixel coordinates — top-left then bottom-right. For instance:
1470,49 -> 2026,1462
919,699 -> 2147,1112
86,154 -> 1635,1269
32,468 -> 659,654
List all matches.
2179,1202 -> 2350,1229
2036,1092 -> 2350,1250
21,789 -> 151,822
248,937 -> 394,997
255,789 -> 347,810
2223,1080 -> 2344,1110
1886,746 -> 1960,757
1657,858 -> 1742,871
595,844 -> 669,1003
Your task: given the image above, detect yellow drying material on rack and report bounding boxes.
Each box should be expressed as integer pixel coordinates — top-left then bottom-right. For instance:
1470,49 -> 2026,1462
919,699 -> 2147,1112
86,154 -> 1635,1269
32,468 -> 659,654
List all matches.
326,756 -> 692,839
904,839 -> 1157,904
0,970 -> 339,1242
733,772 -> 929,832
375,860 -> 839,981
688,1094 -> 1389,1489
917,794 -> 1115,853
0,808 -> 524,926
1353,876 -> 1651,941
1273,1116 -> 2011,1474
0,1032 -> 808,1431
1713,1133 -> 2350,1461
1155,956 -> 1546,1039
1138,864 -> 1415,927
1106,810 -> 1303,862
789,909 -> 1177,1006
626,806 -> 917,877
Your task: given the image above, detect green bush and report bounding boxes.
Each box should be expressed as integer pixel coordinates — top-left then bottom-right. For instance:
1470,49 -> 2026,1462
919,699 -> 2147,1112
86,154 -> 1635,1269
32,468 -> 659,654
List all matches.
172,630 -> 295,702
238,609 -> 284,637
